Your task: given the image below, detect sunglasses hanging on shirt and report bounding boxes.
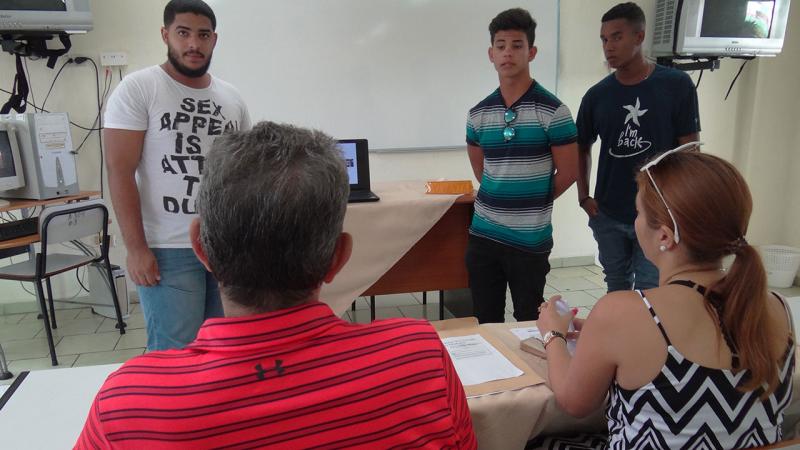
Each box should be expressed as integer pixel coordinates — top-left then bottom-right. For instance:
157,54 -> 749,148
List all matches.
503,108 -> 517,142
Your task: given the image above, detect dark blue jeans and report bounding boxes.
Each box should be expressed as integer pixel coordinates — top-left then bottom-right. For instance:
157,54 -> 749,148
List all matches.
588,211 -> 659,292
465,235 -> 550,323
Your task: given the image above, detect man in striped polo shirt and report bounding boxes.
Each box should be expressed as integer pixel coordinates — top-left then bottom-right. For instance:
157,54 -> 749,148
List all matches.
466,8 -> 578,324
76,122 -> 477,449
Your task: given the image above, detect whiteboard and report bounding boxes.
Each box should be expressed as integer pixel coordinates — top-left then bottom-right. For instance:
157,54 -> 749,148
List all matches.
208,0 -> 559,150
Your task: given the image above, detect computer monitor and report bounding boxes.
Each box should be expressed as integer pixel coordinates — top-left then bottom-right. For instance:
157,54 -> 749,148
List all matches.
0,121 -> 26,199
0,113 -> 79,201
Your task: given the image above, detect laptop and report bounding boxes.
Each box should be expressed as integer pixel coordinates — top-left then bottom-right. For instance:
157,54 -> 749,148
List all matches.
337,139 -> 380,203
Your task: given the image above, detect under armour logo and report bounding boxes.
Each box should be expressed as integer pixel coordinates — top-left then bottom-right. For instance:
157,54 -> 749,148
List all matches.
255,360 -> 285,381
255,363 -> 267,380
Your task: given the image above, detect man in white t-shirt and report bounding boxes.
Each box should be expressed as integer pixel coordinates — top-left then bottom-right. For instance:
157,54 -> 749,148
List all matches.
104,0 -> 251,350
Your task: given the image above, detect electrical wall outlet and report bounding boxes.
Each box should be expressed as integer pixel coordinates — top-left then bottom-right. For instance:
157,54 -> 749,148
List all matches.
100,51 -> 128,66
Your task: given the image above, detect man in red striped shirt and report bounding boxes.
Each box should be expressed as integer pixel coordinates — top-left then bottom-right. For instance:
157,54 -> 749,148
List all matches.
75,121 -> 477,449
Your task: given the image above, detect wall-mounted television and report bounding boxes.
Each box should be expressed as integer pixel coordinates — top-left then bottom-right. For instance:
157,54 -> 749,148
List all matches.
0,0 -> 92,34
652,0 -> 791,57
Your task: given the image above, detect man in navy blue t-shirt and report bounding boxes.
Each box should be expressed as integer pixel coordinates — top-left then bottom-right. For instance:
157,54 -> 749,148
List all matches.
576,2 -> 700,292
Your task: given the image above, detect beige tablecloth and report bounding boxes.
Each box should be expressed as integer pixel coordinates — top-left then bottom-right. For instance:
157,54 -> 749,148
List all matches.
320,181 -> 460,315
466,322 -> 606,449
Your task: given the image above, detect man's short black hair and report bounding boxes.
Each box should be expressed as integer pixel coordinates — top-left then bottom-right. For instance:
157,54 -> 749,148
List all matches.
489,8 -> 537,47
164,0 -> 217,30
602,2 -> 646,30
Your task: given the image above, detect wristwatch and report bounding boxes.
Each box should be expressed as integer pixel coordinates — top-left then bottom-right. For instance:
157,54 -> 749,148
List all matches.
541,330 -> 567,349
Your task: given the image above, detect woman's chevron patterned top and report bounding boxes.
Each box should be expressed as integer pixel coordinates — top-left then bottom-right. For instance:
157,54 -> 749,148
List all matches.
605,291 -> 795,449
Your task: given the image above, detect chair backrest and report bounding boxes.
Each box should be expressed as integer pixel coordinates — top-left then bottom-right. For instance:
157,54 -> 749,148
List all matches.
38,199 -> 108,248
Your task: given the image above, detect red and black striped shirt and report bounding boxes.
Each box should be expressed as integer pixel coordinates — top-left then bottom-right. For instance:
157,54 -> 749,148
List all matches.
75,301 -> 477,449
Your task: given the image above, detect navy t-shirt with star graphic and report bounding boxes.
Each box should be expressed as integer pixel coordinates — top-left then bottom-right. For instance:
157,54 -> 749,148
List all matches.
576,64 -> 700,224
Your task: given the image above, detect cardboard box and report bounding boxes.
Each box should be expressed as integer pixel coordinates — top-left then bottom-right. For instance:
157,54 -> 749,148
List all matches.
425,180 -> 474,195
520,337 -> 547,358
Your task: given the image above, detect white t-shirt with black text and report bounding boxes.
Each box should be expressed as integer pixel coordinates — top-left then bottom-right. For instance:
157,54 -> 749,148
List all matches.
104,65 -> 251,247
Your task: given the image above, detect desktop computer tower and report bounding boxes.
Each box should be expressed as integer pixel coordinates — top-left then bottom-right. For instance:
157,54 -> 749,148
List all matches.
0,112 -> 80,200
87,262 -> 130,320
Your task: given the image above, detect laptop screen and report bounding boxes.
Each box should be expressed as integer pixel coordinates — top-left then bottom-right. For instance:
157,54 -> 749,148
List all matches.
337,141 -> 359,185
336,139 -> 370,190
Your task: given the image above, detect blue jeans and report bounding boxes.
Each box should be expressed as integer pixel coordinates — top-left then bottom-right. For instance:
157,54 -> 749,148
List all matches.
588,211 -> 659,292
137,248 -> 223,351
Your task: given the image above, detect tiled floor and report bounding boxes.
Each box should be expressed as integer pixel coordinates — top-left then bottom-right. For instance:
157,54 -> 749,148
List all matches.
2,264 -> 800,386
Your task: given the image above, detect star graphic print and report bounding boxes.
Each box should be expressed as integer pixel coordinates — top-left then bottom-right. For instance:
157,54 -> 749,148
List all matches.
612,97 -> 653,158
623,97 -> 648,126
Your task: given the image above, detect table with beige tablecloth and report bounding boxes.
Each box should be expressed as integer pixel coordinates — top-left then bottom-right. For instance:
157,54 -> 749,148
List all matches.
2,324 -> 798,449
320,181 -> 463,315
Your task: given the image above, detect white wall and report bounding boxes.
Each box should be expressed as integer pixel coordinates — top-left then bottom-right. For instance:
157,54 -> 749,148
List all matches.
1,0 -> 797,304
786,136 -> 800,249
735,3 -> 800,248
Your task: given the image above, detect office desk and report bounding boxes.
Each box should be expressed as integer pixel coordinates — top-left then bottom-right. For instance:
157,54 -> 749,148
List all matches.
0,364 -> 121,449
320,181 -> 473,315
363,193 -> 473,295
467,322 -> 606,448
0,191 -> 101,250
0,325 -> 572,450
3,311 -> 800,450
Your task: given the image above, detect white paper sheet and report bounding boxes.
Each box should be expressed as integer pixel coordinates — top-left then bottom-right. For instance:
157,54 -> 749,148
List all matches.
510,326 -> 542,341
441,334 -> 523,386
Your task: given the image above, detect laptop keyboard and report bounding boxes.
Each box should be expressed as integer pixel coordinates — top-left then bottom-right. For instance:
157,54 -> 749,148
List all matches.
348,190 -> 379,203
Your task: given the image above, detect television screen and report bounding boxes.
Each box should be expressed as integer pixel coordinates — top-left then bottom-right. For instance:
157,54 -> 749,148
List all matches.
0,130 -> 18,179
0,1 -> 67,12
701,0 -> 775,39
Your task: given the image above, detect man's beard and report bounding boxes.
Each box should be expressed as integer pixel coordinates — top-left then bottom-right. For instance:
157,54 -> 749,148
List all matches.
167,46 -> 212,78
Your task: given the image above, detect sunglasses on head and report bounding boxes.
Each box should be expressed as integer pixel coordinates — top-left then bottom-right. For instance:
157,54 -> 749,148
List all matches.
639,141 -> 704,244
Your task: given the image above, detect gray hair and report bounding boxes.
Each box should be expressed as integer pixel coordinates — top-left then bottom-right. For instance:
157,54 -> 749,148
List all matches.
196,121 -> 349,311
